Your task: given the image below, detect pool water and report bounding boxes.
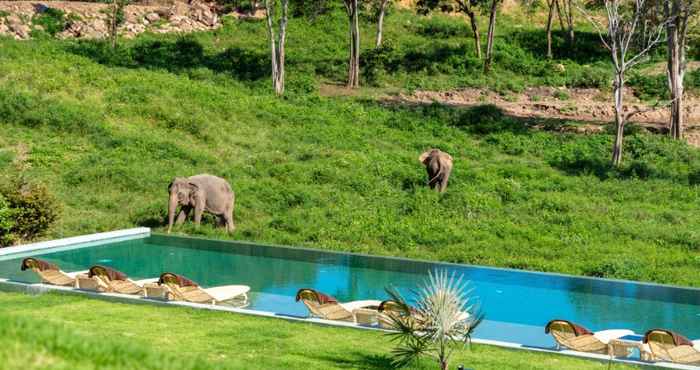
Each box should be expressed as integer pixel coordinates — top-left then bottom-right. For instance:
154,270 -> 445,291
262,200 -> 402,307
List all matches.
1,234 -> 698,349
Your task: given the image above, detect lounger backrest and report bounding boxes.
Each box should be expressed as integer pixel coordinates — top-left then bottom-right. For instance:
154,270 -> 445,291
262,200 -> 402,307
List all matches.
546,321 -> 577,343
646,330 -> 680,361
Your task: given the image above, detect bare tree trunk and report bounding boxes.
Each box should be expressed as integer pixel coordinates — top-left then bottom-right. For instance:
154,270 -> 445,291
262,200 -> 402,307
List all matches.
483,0 -> 498,73
265,0 -> 289,96
546,0 -> 555,58
466,8 -> 481,59
110,1 -> 118,49
561,0 -> 575,44
375,0 -> 389,48
580,0 -> 669,166
612,72 -> 626,166
666,0 -> 691,140
554,0 -> 566,31
346,0 -> 360,88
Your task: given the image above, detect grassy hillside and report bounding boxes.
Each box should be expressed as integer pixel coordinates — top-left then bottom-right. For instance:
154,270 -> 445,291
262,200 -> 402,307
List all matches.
0,8 -> 699,288
0,291 -> 637,370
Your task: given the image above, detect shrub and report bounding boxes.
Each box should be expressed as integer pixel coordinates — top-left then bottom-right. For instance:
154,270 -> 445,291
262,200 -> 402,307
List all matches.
0,194 -> 16,246
0,179 -> 60,246
32,7 -> 68,37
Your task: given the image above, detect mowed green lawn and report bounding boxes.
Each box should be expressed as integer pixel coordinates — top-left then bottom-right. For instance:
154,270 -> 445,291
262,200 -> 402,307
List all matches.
0,291 -> 640,370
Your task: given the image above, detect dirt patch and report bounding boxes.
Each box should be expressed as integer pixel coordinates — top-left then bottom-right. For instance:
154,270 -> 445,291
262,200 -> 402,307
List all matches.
383,86 -> 700,146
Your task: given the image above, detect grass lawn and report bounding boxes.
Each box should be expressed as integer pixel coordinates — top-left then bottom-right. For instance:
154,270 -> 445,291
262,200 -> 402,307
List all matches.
0,291 -> 640,370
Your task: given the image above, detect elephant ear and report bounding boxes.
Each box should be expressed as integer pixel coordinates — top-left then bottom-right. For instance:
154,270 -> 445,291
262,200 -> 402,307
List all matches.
168,177 -> 185,193
418,150 -> 432,164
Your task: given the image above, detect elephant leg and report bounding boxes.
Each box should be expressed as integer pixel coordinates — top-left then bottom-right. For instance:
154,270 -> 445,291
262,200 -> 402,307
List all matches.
224,208 -> 235,234
176,206 -> 191,225
438,174 -> 449,193
193,206 -> 203,228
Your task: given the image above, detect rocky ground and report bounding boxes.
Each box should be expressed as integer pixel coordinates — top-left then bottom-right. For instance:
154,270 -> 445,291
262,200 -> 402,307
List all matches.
0,0 -> 221,40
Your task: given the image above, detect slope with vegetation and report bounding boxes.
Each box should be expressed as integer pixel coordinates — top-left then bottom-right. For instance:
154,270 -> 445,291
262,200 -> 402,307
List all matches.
0,6 -> 698,289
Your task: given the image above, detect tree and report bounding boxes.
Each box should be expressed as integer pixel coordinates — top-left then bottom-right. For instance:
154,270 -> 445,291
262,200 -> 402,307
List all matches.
483,0 -> 500,72
344,0 -> 360,88
383,270 -> 484,370
581,0 -> 669,166
665,0 -> 697,139
545,0 -> 575,58
109,0 -> 129,49
375,0 -> 391,47
556,0 -> 575,45
264,0 -> 289,95
418,0 -> 484,59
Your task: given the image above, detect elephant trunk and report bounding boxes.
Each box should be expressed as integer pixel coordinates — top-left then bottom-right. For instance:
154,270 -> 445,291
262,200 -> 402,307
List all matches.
167,193 -> 178,233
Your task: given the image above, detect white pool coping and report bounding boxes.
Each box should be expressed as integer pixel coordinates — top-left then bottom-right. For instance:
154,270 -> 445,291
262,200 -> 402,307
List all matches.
0,228 -> 151,260
0,228 -> 696,369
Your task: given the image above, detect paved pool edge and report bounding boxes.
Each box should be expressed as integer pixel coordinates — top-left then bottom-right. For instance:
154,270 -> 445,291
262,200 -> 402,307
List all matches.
0,228 -> 151,260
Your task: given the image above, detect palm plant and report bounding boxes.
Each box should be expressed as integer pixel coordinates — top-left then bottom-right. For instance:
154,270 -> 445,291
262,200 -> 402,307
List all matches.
383,270 -> 484,370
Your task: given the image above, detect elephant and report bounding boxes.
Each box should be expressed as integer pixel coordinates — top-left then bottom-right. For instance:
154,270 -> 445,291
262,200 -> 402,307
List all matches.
418,149 -> 453,193
167,174 -> 235,234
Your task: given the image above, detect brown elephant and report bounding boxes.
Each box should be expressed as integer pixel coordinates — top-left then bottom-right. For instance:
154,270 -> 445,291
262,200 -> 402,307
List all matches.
167,174 -> 235,234
419,149 -> 453,192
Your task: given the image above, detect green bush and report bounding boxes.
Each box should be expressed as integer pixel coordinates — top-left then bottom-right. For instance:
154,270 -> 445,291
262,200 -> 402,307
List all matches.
32,8 -> 68,37
0,194 -> 16,246
0,180 -> 60,246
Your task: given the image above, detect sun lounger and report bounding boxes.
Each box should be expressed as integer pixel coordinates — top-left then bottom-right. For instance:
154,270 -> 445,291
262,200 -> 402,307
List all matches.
155,272 -> 249,305
295,288 -> 381,323
545,319 -> 633,355
76,265 -> 158,295
642,329 -> 700,365
20,257 -> 87,287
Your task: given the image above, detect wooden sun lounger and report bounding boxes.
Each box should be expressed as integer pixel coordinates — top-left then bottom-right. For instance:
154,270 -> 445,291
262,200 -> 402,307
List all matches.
157,272 -> 249,305
643,329 -> 700,365
296,288 -> 381,323
545,319 -> 633,355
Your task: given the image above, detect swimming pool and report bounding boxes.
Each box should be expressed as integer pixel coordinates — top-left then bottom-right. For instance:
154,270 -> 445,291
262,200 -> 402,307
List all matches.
1,231 -> 698,350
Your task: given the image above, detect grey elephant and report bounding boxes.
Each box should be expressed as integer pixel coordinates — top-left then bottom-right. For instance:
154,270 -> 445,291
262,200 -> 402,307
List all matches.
167,174 -> 235,233
419,149 -> 453,193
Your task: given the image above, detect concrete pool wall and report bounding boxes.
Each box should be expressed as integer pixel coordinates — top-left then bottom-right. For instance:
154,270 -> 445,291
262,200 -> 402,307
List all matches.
0,228 -> 696,370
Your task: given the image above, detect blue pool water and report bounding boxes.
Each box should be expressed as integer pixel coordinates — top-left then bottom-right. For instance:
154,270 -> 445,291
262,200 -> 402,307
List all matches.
0,234 -> 698,349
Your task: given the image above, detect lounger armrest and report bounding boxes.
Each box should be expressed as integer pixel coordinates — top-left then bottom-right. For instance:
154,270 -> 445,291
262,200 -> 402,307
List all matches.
133,278 -> 159,285
65,270 -> 90,278
340,300 -> 382,312
593,329 -> 635,344
204,285 -> 250,303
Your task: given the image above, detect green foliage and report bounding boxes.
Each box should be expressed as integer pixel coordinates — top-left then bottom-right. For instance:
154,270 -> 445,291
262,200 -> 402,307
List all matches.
0,179 -> 60,246
32,7 -> 68,37
384,271 -> 484,369
0,88 -> 106,136
0,194 -> 16,246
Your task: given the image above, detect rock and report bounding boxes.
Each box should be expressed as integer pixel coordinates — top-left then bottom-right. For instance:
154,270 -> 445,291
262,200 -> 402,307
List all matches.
8,20 -> 30,39
169,1 -> 189,17
145,12 -> 160,22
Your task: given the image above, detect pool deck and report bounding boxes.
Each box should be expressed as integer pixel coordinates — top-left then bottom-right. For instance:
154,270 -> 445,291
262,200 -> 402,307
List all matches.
0,228 -> 697,370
